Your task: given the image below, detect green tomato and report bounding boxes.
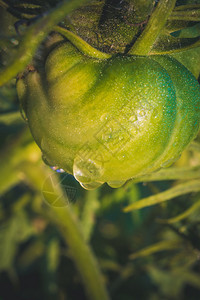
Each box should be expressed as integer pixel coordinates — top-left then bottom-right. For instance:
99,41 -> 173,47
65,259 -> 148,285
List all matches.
17,41 -> 200,189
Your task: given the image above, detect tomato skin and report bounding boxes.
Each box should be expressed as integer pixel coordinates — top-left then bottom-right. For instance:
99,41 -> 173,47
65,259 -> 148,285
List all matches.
17,41 -> 200,188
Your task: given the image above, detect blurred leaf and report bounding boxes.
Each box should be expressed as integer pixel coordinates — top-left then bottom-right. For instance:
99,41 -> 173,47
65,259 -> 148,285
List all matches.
99,258 -> 121,273
124,179 -> 200,212
47,239 -> 60,272
129,240 -> 183,260
109,263 -> 135,295
129,165 -> 200,183
170,4 -> 200,22
0,111 -> 21,125
0,129 -> 41,196
189,141 -> 200,152
148,264 -> 200,298
80,189 -> 100,242
17,239 -> 45,268
0,170 -> 20,196
100,184 -> 140,213
157,199 -> 200,224
0,0 -> 90,86
0,206 -> 35,272
0,82 -> 18,111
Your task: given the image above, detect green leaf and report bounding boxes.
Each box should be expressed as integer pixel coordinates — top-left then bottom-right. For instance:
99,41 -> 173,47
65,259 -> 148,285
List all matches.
150,32 -> 200,54
47,239 -> 60,272
0,169 -> 20,196
123,179 -> 200,212
148,264 -> 200,298
0,130 -> 40,196
80,189 -> 100,242
0,207 -> 35,272
170,23 -> 200,38
170,4 -> 200,22
157,199 -> 200,224
129,165 -> 200,183
171,46 -> 200,78
0,111 -> 22,125
150,5 -> 200,66
189,141 -> 200,152
0,0 -> 91,87
129,240 -> 183,260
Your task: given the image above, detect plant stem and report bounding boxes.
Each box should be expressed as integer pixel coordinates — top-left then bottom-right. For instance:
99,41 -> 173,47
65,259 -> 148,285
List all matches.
0,0 -> 90,87
53,206 -> 110,300
55,26 -> 111,59
0,0 -> 7,9
129,0 -> 177,55
22,162 -> 110,300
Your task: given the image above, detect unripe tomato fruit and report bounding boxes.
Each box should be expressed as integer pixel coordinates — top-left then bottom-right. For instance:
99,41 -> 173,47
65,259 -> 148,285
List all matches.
17,41 -> 200,189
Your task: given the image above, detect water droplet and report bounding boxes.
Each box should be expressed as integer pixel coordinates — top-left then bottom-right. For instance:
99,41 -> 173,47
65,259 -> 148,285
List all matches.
50,166 -> 65,173
100,113 -> 109,122
116,153 -> 126,161
137,109 -> 146,117
19,105 -> 28,122
161,159 -> 174,168
80,181 -> 103,190
107,180 -> 126,188
73,156 -> 104,184
129,115 -> 137,122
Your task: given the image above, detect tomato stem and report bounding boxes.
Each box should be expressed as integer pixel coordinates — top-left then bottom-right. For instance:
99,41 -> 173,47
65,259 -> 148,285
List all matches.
129,0 -> 177,55
55,25 -> 111,60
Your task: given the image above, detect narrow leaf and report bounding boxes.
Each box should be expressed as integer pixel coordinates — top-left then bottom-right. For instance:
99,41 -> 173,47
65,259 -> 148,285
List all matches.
170,5 -> 200,22
129,166 -> 200,183
129,240 -> 182,260
157,199 -> 200,224
0,0 -> 90,86
123,180 -> 200,212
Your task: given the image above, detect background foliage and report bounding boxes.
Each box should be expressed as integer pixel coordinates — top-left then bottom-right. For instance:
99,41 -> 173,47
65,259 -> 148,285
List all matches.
0,1 -> 200,299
